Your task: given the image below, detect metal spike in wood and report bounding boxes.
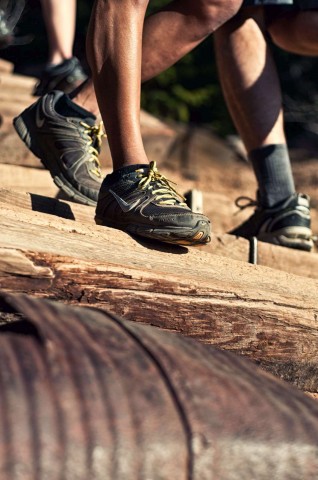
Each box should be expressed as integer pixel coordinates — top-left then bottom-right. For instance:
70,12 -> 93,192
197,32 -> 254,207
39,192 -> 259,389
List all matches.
0,291 -> 318,479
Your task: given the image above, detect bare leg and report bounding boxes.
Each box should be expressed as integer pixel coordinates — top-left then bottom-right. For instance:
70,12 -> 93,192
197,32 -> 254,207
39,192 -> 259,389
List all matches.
215,9 -> 294,207
74,6 -> 318,134
86,0 -> 242,170
214,7 -> 285,153
40,0 -> 76,64
214,8 -> 318,210
140,0 -> 242,81
269,10 -> 318,56
75,0 -> 242,120
213,6 -> 314,252
214,9 -> 295,208
86,0 -> 150,170
69,79 -> 100,117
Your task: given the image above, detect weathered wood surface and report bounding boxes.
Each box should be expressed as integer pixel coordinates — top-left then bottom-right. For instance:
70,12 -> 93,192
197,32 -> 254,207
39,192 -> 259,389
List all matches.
0,59 -> 13,73
205,233 -> 318,278
1,188 -> 318,279
0,203 -> 318,392
0,188 -> 95,222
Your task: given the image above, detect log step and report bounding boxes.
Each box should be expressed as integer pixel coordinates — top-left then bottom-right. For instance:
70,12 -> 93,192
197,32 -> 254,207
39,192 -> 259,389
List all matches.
0,187 -> 317,280
0,198 -> 318,392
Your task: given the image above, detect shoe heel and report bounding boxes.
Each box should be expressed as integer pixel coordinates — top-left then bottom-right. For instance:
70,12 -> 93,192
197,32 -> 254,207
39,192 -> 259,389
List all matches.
278,235 -> 313,252
13,111 -> 43,159
13,115 -> 31,148
260,226 -> 313,252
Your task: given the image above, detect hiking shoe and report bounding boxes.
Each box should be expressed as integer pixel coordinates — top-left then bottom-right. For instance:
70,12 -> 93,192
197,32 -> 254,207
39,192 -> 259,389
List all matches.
13,90 -> 105,206
33,57 -> 88,96
229,193 -> 313,251
95,161 -> 211,246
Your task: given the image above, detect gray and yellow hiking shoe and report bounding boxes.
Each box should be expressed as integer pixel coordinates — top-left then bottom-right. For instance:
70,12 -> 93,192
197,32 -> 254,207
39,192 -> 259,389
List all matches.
13,90 -> 105,206
33,57 -> 88,96
229,193 -> 313,251
95,161 -> 211,246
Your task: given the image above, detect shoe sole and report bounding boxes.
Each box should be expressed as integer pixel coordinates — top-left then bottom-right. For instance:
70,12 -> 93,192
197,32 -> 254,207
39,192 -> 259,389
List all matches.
95,217 -> 211,246
13,113 -> 97,207
258,226 -> 313,252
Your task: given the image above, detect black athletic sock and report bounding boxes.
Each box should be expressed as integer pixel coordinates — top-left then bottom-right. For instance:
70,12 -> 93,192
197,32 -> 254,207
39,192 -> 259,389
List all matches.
249,144 -> 295,208
103,164 -> 149,186
44,57 -> 75,72
55,93 -> 96,120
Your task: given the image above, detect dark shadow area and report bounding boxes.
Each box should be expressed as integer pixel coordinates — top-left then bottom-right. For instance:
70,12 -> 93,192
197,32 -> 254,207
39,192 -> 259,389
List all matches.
0,319 -> 42,342
30,192 -> 76,220
54,189 -> 94,207
0,295 -> 42,340
130,234 -> 189,255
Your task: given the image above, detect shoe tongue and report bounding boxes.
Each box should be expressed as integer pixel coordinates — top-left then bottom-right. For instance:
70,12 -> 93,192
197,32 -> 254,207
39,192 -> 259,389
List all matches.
116,164 -> 149,175
105,164 -> 149,185
54,92 -> 96,122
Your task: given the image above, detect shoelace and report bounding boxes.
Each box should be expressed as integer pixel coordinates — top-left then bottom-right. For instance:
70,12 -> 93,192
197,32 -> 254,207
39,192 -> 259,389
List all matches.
234,196 -> 258,213
80,121 -> 106,178
136,161 -> 187,206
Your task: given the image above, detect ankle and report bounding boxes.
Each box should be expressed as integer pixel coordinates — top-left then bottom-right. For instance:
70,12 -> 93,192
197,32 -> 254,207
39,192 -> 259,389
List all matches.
72,90 -> 100,117
54,93 -> 96,120
112,157 -> 149,172
48,53 -> 72,65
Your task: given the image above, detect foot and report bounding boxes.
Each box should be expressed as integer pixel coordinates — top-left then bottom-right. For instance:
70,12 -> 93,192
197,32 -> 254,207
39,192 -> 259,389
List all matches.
95,161 -> 211,246
13,90 -> 105,206
33,57 -> 88,96
229,193 -> 313,251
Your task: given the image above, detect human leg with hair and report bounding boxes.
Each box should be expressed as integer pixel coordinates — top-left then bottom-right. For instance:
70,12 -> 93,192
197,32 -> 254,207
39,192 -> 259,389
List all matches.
268,8 -> 318,55
87,0 -> 242,170
214,5 -> 313,250
68,0 -> 242,116
86,0 -> 245,245
34,0 -> 87,95
41,0 -> 76,65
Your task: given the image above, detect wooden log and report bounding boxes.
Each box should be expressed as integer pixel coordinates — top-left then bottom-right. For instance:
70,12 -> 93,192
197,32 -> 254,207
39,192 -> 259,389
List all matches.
0,71 -> 36,93
0,132 -> 42,167
203,233 -> 318,278
0,164 -> 59,195
0,59 -> 13,73
1,292 -> 318,479
1,188 -> 318,280
0,188 -> 95,223
0,203 -> 318,392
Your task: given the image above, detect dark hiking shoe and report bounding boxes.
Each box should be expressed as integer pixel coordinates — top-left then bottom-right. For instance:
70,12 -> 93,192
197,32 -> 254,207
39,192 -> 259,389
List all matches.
95,161 -> 211,246
33,57 -> 88,96
13,90 -> 104,206
229,193 -> 313,251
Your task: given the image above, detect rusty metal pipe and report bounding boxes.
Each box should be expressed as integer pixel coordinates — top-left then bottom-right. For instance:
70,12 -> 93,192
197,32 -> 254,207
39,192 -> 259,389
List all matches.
0,291 -> 318,479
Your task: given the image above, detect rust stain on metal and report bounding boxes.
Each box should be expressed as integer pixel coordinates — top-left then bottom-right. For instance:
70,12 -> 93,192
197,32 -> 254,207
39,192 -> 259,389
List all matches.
0,292 -> 318,479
